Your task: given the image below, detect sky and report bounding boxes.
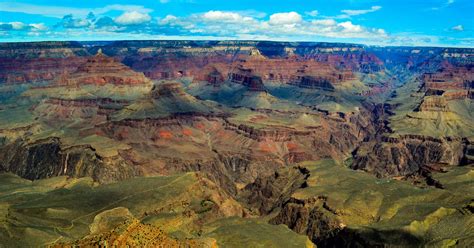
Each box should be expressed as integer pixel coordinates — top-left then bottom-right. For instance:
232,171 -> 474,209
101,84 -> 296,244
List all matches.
0,0 -> 472,47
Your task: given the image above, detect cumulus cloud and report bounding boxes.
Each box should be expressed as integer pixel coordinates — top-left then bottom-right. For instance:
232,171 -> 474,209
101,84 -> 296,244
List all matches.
29,23 -> 48,31
341,6 -> 382,16
158,11 -> 388,40
56,14 -> 91,28
202,11 -> 246,22
338,21 -> 363,33
451,25 -> 463,31
159,15 -> 179,25
1,8 -> 389,44
0,2 -> 152,18
306,10 -> 319,17
9,22 -> 26,30
94,17 -> 116,28
312,19 -> 336,26
269,12 -> 302,25
115,11 -> 151,25
0,22 -> 47,31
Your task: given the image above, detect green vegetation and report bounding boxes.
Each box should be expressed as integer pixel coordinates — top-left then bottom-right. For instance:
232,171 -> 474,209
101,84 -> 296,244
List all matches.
387,79 -> 474,138
0,172 -> 313,247
266,83 -> 365,113
228,108 -> 321,130
204,217 -> 314,248
295,159 -> 474,247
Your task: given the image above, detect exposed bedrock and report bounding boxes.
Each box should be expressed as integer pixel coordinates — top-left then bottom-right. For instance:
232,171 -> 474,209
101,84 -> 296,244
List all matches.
238,166 -> 310,215
270,197 -> 342,245
151,156 -> 251,196
237,165 -> 342,245
0,87 -> 376,196
0,137 -> 136,183
58,51 -> 151,86
416,96 -> 450,112
351,135 -> 470,178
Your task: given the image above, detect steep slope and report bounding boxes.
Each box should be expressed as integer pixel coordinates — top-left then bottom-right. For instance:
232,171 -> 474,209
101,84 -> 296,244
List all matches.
0,173 -> 313,248
113,81 -> 221,120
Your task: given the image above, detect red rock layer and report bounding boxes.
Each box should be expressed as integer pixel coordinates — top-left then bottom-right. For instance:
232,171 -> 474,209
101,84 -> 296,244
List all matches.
418,63 -> 474,109
0,57 -> 86,84
58,52 -> 151,86
422,63 -> 473,92
130,53 -> 356,89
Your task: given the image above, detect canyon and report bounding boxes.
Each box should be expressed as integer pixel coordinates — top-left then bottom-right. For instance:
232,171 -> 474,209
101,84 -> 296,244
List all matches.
0,41 -> 472,247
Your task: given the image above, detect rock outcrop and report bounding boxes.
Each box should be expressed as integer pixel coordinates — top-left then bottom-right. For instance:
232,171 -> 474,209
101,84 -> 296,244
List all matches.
0,137 -> 135,183
239,166 -> 309,215
229,65 -> 267,92
289,75 -> 335,91
58,50 -> 151,86
270,197 -> 341,245
416,96 -> 450,112
351,135 -> 469,182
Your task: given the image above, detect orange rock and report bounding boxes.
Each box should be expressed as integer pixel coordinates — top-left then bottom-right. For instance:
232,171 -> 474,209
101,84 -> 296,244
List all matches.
259,142 -> 277,153
182,129 -> 193,136
195,123 -> 205,130
159,131 -> 173,139
286,142 -> 298,151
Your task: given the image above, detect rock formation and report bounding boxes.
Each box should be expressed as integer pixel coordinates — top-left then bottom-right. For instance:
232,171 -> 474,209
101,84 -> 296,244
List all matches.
0,40 -> 473,247
416,96 -> 450,112
58,50 -> 151,86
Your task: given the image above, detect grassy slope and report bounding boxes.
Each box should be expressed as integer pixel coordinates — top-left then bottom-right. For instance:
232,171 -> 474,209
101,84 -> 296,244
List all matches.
204,217 -> 314,248
388,78 -> 474,138
0,173 -> 312,247
295,159 -> 474,247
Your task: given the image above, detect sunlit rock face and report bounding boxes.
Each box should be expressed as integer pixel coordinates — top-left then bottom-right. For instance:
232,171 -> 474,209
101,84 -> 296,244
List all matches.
0,40 -> 472,247
58,50 -> 151,86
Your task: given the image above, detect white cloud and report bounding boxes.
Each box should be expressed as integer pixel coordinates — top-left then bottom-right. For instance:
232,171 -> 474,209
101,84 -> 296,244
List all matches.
203,11 -> 244,22
0,22 -> 47,31
9,22 -> 25,30
0,2 -> 152,18
451,25 -> 463,31
341,6 -> 382,16
29,23 -> 48,31
115,11 -> 151,25
1,7 -> 392,45
306,10 -> 319,17
312,19 -> 336,26
269,12 -> 302,25
169,11 -> 387,40
159,15 -> 178,25
431,0 -> 455,10
338,21 -> 363,33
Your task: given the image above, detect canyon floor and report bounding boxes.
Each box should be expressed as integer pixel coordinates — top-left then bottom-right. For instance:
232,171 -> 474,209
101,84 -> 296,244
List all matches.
0,41 -> 473,247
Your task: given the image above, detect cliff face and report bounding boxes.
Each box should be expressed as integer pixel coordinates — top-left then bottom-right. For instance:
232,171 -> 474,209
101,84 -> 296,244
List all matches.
350,59 -> 473,184
0,40 -> 473,247
0,40 -> 471,185
0,137 -> 136,183
270,197 -> 341,244
98,106 -> 374,193
352,135 -> 468,180
420,63 -> 473,102
58,51 -> 151,86
0,57 -> 86,84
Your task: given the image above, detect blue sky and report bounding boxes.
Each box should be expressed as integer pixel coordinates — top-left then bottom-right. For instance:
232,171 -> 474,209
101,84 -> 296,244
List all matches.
0,0 -> 472,47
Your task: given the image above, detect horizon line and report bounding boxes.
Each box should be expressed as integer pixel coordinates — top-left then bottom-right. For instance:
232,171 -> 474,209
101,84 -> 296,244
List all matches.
1,38 -> 473,49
